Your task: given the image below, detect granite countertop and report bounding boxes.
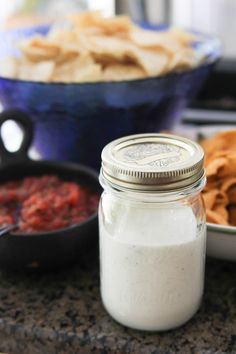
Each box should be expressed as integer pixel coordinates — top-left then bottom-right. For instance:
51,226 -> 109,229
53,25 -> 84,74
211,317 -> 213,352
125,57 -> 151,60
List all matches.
0,251 -> 235,354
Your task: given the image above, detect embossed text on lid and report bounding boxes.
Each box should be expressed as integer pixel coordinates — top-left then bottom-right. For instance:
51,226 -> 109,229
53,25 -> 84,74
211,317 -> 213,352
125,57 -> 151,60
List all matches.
101,133 -> 204,191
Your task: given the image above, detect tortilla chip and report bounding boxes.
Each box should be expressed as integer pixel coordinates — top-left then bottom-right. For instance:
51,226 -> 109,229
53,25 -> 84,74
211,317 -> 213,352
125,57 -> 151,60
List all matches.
69,11 -> 102,27
213,204 -> 228,222
73,63 -> 102,83
103,63 -> 145,81
218,153 -> 236,178
228,205 -> 236,226
129,27 -> 182,54
80,34 -> 134,61
79,34 -> 169,76
129,47 -> 170,76
203,189 -> 228,218
1,11 -> 205,83
169,27 -> 201,45
0,57 -> 18,78
228,187 -> 236,205
216,130 -> 236,150
221,178 -> 236,204
206,209 -> 228,225
205,157 -> 228,177
70,11 -> 132,35
201,130 -> 236,226
18,59 -> 55,82
204,175 -> 220,192
202,190 -> 220,210
221,177 -> 236,192
19,36 -> 61,61
202,130 -> 236,158
201,137 -> 230,163
51,54 -> 102,83
167,48 -> 198,71
48,28 -> 79,42
95,15 -> 132,36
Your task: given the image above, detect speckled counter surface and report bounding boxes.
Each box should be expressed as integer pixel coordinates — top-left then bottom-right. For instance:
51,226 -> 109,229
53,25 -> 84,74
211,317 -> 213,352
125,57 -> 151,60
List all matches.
0,254 -> 235,354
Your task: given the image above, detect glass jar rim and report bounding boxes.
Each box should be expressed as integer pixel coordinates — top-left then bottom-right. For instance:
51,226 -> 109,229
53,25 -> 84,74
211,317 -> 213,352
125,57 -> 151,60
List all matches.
99,170 -> 206,203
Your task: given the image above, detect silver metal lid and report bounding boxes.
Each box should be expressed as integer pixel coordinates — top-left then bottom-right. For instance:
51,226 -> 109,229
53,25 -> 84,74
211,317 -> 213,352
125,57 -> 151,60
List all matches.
101,133 -> 204,191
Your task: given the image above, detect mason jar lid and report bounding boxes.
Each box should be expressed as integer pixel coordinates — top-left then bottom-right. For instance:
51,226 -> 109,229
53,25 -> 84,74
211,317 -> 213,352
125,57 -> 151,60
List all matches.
101,133 -> 205,191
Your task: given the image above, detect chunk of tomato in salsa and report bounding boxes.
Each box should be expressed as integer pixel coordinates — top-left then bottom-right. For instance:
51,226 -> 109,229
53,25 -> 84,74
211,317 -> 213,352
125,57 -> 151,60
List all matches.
0,175 -> 99,233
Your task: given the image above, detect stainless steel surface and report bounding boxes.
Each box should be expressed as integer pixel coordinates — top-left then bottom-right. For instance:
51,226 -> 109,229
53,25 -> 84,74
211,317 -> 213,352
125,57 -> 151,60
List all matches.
117,0 -> 235,59
171,0 -> 236,59
116,0 -> 170,25
183,109 -> 236,124
101,133 -> 204,191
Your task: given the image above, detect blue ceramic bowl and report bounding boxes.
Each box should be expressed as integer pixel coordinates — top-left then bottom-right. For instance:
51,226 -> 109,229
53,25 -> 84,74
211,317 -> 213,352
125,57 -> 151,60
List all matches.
0,26 -> 220,170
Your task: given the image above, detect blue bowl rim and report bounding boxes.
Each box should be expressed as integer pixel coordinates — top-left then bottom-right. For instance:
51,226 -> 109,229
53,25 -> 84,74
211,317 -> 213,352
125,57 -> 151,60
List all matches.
0,60 -> 220,87
0,24 -> 221,86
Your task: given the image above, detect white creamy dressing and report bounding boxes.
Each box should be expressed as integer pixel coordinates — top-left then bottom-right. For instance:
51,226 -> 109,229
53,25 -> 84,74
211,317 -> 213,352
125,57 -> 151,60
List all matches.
99,196 -> 206,331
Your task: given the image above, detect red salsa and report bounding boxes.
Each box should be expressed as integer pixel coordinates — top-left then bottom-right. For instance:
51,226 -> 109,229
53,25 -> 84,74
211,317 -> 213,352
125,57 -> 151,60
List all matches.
0,175 -> 99,233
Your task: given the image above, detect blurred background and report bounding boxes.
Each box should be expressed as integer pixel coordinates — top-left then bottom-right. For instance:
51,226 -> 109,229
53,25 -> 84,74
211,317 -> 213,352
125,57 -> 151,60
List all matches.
0,0 -> 235,156
1,0 -> 235,59
117,0 -> 236,59
117,0 -> 236,126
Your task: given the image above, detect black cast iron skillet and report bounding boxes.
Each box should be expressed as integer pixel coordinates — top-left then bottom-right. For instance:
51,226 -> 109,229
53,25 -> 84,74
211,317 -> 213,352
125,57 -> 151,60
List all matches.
0,109 -> 100,271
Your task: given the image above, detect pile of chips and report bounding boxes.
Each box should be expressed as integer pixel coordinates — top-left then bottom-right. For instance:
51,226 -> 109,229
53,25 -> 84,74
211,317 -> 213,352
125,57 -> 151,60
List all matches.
201,130 -> 236,226
0,11 -> 204,83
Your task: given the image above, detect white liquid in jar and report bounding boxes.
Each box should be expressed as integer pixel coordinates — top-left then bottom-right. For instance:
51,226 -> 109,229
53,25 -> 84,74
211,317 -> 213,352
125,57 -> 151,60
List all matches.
99,198 -> 206,331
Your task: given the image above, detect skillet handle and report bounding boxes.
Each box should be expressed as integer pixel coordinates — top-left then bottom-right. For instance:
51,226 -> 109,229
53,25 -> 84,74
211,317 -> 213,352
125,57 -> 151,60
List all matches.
0,109 -> 33,167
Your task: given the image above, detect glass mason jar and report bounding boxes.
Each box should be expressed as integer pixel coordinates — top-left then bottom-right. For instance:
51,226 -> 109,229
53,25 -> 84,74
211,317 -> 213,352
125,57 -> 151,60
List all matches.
99,133 -> 206,331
